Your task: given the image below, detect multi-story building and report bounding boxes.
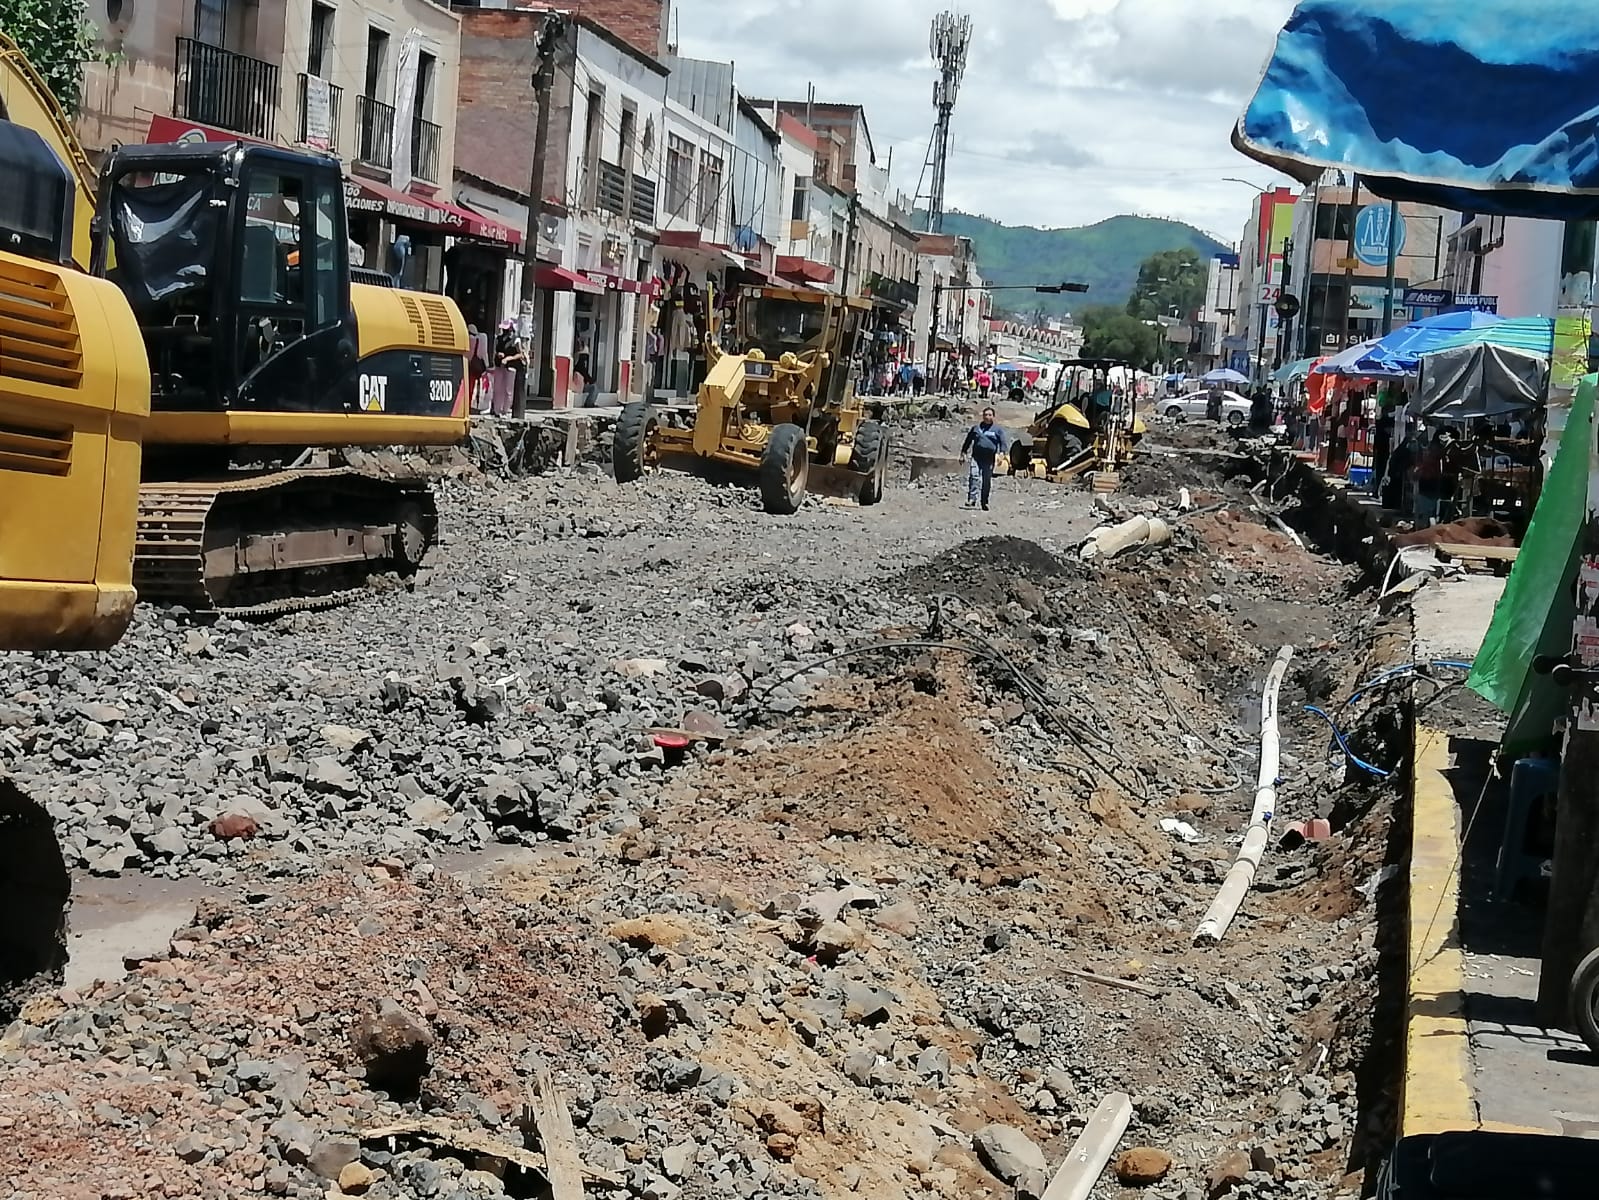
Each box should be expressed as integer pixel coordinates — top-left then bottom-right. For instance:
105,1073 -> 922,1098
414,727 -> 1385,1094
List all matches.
1279,179 -> 1458,360
913,233 -> 985,378
80,0 -> 502,299
1443,216 -> 1561,319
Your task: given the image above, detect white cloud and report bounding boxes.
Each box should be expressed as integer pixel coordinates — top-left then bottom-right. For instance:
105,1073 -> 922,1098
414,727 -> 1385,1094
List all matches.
672,0 -> 1300,239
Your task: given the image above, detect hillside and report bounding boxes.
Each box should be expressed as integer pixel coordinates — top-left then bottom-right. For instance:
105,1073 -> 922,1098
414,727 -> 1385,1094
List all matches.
933,212 -> 1229,318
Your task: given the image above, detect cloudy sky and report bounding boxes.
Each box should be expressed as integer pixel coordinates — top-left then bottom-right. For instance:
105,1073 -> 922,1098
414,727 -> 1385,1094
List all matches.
672,0 -> 1302,242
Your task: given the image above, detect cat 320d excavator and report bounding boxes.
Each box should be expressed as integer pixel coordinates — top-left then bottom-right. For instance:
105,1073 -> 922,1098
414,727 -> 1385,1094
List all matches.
0,32 -> 471,1007
0,30 -> 469,651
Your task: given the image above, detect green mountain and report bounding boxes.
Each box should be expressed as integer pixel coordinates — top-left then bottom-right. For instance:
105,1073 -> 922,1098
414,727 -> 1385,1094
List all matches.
932,211 -> 1230,319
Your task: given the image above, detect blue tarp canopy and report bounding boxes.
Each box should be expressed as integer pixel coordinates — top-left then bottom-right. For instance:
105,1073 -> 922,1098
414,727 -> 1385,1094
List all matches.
1351,311 -> 1504,374
1235,1 -> 1599,220
1424,317 -> 1556,358
1313,338 -> 1408,378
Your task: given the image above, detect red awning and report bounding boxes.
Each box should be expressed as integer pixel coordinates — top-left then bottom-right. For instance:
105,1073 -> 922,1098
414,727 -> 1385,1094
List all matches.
433,198 -> 521,247
775,256 -> 836,285
536,265 -> 604,295
343,176 -> 466,230
581,269 -> 644,293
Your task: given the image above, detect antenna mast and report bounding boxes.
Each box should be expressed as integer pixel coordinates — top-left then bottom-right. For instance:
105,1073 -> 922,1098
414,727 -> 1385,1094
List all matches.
914,11 -> 972,234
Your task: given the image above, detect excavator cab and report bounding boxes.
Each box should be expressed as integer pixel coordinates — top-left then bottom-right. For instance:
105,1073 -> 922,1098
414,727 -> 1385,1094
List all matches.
91,142 -> 357,417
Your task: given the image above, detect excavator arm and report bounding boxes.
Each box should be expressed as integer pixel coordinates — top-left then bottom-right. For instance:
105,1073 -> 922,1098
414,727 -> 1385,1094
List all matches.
0,31 -> 101,271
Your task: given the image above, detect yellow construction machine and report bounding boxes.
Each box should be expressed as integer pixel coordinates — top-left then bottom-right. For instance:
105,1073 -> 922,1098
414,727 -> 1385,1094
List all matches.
0,31 -> 468,645
612,286 -> 889,514
1007,356 -> 1146,491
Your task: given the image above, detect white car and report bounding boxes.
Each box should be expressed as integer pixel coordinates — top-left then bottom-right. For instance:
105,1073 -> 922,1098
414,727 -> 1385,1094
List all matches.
1160,389 -> 1251,425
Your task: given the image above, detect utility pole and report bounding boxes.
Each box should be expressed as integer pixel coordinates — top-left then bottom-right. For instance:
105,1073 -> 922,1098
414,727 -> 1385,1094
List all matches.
515,11 -> 566,419
840,195 -> 859,295
1337,174 -> 1362,350
1381,196 -> 1400,334
928,277 -> 943,376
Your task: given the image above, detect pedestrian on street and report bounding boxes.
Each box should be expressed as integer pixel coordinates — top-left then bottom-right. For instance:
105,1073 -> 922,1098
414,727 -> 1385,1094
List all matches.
490,320 -> 524,416
960,406 -> 1009,511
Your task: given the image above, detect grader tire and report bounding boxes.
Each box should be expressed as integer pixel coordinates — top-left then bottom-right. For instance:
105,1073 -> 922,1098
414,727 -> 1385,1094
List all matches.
613,401 -> 655,483
851,420 -> 889,506
760,423 -> 809,515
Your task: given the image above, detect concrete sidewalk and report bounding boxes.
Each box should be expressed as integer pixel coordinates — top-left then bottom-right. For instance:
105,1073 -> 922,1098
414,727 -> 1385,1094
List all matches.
1402,572 -> 1599,1141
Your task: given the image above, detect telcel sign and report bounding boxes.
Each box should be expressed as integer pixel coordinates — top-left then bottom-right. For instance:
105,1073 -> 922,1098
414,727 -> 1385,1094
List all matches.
1354,204 -> 1407,267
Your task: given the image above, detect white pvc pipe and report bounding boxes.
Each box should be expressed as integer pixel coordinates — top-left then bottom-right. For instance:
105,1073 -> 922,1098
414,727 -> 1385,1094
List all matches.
1080,517 -> 1150,561
1193,645 -> 1295,943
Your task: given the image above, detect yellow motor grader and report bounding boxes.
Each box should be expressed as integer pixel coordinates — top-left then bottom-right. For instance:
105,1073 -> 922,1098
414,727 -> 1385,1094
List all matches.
612,287 -> 889,514
1007,356 -> 1147,491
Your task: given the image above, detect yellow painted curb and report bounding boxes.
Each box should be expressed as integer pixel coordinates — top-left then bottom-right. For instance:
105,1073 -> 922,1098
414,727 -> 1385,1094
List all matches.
1401,725 -> 1479,1136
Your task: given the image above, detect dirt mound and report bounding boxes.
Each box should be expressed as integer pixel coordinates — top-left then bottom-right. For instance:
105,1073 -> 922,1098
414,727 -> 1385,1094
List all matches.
897,536 -> 1067,605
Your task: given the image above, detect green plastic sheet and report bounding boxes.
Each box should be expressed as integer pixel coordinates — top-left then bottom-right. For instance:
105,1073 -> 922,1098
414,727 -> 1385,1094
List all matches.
1467,377 -> 1595,753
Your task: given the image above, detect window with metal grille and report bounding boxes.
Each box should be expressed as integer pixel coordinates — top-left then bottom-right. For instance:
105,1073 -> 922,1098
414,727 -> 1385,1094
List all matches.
665,134 -> 694,218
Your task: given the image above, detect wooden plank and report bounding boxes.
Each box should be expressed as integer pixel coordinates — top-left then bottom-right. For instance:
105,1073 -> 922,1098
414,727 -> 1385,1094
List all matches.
1433,542 -> 1519,562
526,1064 -> 586,1200
1041,1091 -> 1133,1200
1060,966 -> 1163,999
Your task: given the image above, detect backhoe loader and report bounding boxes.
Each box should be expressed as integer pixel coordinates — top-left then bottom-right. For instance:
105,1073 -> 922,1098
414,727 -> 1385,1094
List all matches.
1007,357 -> 1147,492
611,286 -> 889,514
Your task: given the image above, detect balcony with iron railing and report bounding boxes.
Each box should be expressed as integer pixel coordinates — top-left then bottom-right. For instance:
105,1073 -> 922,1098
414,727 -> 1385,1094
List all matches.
357,95 -> 395,170
295,73 -> 343,154
174,36 -> 280,140
411,116 -> 441,183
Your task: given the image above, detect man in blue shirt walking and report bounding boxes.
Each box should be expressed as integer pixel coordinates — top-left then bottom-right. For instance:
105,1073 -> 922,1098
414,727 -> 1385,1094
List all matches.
960,407 -> 1009,510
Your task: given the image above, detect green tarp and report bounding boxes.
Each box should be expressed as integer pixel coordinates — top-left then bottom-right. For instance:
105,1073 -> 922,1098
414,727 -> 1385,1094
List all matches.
1468,376 -> 1595,754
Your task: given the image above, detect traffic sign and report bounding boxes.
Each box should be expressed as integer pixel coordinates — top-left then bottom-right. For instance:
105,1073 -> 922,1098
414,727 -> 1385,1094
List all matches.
1274,292 -> 1301,319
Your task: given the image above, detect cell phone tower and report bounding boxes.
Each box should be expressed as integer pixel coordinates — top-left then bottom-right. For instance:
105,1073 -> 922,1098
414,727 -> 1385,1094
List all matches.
915,11 -> 973,234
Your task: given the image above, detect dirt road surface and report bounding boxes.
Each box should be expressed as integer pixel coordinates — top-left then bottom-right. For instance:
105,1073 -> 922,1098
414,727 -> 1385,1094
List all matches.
0,417 -> 1412,1200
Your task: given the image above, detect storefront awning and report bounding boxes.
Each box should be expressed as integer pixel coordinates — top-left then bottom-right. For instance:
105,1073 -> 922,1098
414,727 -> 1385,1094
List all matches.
345,176 -> 465,231
657,230 -> 743,274
536,265 -> 604,295
434,198 -> 521,247
775,256 -> 836,286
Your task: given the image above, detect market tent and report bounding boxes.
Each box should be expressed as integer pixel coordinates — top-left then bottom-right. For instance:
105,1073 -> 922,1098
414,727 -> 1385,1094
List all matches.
1202,367 -> 1249,384
1351,311 -> 1504,374
1234,2 -> 1599,220
1422,316 -> 1556,358
1311,339 -> 1397,377
1272,357 -> 1318,383
1415,342 -> 1549,421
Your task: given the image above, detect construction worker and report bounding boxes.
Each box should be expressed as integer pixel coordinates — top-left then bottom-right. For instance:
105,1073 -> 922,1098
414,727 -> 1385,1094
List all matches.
960,406 -> 1009,511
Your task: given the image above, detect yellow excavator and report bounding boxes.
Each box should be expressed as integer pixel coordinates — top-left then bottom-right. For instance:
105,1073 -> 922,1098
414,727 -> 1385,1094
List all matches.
0,31 -> 469,649
611,286 -> 889,514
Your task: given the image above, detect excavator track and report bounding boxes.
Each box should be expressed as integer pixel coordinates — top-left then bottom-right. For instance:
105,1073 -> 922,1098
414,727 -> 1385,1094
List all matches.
134,467 -> 437,617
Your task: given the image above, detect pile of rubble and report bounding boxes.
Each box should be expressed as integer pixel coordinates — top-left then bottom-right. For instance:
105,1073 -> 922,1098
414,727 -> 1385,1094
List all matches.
0,433 -> 1411,1199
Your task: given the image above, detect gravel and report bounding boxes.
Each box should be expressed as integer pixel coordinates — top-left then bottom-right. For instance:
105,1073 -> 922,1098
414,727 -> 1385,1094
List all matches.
0,426 -> 1402,1199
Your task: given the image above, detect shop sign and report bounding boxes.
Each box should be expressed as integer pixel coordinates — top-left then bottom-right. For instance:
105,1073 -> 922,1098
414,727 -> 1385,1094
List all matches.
1452,293 -> 1499,312
1403,288 -> 1452,307
342,178 -> 467,231
1354,204 -> 1407,266
302,77 -> 334,151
